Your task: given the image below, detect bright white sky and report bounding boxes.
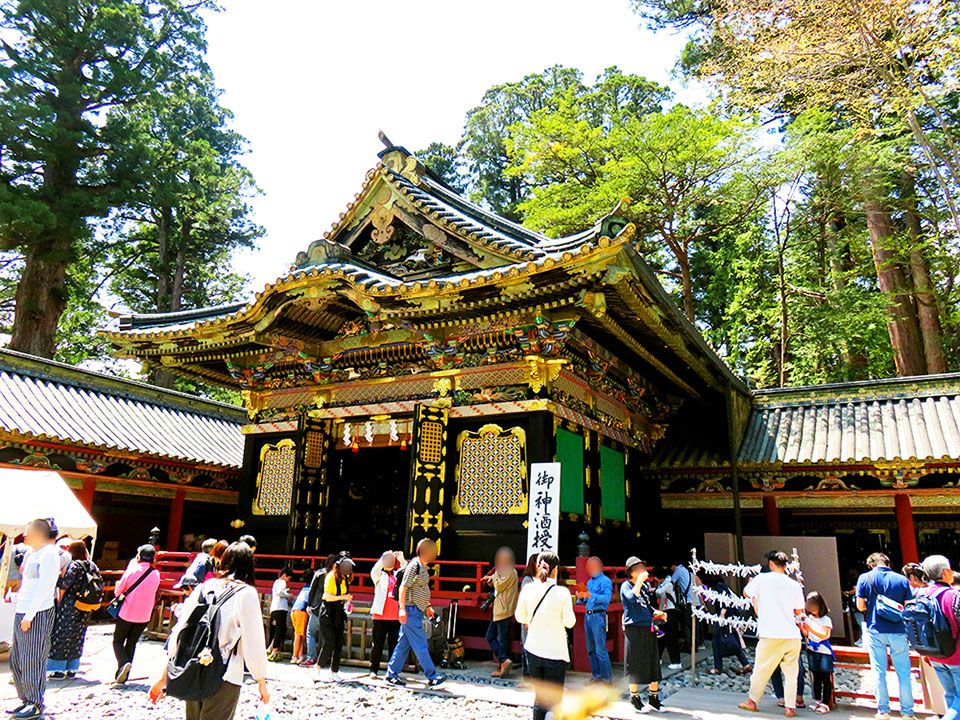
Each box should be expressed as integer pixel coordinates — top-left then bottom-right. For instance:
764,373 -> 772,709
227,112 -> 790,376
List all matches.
204,0 -> 702,292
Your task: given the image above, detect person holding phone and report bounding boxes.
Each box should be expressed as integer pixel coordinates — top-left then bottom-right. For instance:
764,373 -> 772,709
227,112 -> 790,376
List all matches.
621,557 -> 666,712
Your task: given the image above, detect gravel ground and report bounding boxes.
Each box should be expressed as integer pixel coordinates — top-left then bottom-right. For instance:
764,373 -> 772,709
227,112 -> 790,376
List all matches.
51,681 -> 534,720
4,626 -> 919,719
659,646 -> 922,702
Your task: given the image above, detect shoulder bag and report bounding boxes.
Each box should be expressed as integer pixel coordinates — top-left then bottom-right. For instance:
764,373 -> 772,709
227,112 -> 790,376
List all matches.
107,567 -> 153,619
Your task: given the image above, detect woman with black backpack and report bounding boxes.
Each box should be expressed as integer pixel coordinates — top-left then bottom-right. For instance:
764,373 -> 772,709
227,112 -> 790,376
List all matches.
46,540 -> 101,678
149,541 -> 269,720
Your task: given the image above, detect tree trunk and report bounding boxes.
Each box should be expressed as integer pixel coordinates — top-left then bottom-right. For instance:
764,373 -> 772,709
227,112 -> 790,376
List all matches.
149,367 -> 176,388
157,206 -> 173,311
777,250 -> 789,387
8,242 -> 70,358
677,250 -> 695,322
171,217 -> 190,312
902,175 -> 947,374
863,197 -> 925,376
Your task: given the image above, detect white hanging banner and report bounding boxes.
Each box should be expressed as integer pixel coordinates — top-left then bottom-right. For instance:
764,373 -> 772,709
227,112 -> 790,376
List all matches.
526,462 -> 561,559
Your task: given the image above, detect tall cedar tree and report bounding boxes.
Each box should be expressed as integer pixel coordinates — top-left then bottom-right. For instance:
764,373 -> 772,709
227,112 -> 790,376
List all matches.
0,0 -> 216,357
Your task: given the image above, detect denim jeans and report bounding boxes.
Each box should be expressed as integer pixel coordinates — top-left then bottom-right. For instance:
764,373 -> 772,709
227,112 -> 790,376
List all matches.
585,612 -> 612,681
866,629 -> 914,715
486,618 -> 511,664
933,663 -> 960,720
387,605 -> 438,680
305,611 -> 321,660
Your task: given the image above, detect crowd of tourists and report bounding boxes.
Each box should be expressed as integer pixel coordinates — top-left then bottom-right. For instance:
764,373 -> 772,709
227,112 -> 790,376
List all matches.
13,520 -> 960,720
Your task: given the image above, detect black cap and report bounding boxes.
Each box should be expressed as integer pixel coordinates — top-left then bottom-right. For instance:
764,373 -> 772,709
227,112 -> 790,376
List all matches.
138,544 -> 156,562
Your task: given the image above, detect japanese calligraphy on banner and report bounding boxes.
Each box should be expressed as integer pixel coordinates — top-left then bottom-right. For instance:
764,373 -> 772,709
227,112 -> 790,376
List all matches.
526,462 -> 561,559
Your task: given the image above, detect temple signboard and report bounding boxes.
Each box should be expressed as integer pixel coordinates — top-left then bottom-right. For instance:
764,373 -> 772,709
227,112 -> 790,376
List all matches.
527,462 -> 560,558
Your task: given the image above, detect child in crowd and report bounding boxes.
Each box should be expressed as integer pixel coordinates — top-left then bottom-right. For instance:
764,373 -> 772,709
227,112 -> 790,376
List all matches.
801,591 -> 834,714
290,569 -> 313,664
267,567 -> 293,661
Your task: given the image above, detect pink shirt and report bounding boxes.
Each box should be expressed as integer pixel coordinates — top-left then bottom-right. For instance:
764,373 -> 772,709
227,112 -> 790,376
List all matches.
115,561 -> 161,623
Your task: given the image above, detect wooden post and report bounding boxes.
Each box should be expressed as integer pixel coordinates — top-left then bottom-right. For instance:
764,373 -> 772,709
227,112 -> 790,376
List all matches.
725,383 -> 745,562
573,554 -> 590,673
895,494 -> 918,564
690,547 -> 698,687
763,495 -> 780,536
166,488 -> 185,551
76,477 -> 96,513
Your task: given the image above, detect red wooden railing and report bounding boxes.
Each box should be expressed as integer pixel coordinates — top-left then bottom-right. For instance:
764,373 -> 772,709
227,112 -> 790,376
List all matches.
153,551 -> 626,671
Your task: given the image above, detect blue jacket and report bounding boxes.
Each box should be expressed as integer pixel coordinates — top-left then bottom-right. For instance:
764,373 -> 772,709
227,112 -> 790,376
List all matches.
581,573 -> 613,612
621,580 -> 654,626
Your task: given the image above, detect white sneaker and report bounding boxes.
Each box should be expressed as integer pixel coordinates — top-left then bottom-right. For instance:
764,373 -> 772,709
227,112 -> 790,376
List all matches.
332,671 -> 345,683
876,713 -> 890,720
315,668 -> 334,683
668,663 -> 682,670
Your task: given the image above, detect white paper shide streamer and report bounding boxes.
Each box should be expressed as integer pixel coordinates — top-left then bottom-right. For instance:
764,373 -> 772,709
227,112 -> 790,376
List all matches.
694,585 -> 754,610
693,606 -> 758,633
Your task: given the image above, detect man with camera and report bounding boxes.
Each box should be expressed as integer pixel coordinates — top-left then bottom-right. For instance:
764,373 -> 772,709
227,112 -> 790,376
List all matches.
483,546 -> 519,678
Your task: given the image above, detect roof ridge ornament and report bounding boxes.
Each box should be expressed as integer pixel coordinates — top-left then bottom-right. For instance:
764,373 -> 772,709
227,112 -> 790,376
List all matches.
599,198 -> 631,239
377,130 -> 425,186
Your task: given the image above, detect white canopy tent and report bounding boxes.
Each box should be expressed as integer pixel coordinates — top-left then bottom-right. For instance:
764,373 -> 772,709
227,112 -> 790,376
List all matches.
0,468 -> 97,643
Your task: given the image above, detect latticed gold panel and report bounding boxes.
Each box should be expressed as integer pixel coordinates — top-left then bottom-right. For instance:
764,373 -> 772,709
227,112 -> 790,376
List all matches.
419,420 -> 444,465
304,430 -> 325,468
453,425 -> 527,515
253,439 -> 296,515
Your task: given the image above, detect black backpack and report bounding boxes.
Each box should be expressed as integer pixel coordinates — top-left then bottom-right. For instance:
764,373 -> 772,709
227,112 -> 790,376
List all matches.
166,584 -> 244,701
75,561 -> 104,606
903,586 -> 958,658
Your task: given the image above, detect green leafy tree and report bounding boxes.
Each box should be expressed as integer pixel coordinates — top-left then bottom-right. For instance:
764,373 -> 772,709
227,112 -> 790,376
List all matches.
509,103 -> 763,322
102,70 -> 259,385
0,0 -> 217,358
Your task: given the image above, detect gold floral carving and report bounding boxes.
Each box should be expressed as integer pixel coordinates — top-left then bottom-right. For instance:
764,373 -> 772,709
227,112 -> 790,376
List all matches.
525,356 -> 566,393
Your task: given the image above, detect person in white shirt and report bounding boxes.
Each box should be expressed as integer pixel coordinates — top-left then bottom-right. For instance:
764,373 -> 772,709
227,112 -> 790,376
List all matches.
267,566 -> 293,661
8,518 -> 60,720
150,541 -> 269,720
739,551 -> 806,717
515,551 -> 576,720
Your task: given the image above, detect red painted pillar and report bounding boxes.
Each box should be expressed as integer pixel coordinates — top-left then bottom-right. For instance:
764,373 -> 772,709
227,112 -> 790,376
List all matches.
166,488 -> 186,551
76,477 -> 96,513
895,493 -> 918,564
763,495 -> 780,536
572,555 -> 589,672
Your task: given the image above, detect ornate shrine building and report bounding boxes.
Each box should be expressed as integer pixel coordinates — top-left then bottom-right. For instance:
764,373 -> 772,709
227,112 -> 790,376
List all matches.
106,140 -> 751,563
0,349 -> 243,566
104,140 -> 960,568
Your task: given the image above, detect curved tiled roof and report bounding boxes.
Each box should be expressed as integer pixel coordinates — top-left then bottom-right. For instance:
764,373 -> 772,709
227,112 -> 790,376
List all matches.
0,350 -> 244,469
742,379 -> 960,465
106,232 -> 632,341
648,374 -> 960,470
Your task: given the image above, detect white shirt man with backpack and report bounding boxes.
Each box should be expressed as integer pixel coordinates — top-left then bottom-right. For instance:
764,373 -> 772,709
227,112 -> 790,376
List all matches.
915,556 -> 960,720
